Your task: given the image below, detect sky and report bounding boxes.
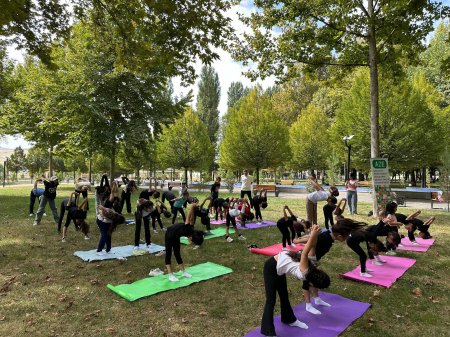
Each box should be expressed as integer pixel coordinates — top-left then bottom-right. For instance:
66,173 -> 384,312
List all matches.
1,0 -> 449,149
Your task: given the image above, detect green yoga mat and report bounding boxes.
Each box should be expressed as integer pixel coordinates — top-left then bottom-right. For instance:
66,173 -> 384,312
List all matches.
107,262 -> 233,301
179,227 -> 235,245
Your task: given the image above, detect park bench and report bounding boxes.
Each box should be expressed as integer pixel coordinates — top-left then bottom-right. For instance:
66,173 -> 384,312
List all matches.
254,184 -> 279,197
280,179 -> 295,185
358,181 -> 372,187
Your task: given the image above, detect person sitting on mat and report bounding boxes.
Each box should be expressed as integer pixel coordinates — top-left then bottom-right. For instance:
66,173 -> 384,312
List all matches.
322,195 -> 337,230
253,189 -> 268,224
260,224 -> 330,336
134,198 -> 154,250
276,205 -> 298,250
345,224 -> 387,278
96,204 -> 125,256
395,209 -> 435,243
58,192 -> 90,242
224,199 -> 246,243
165,204 -> 205,282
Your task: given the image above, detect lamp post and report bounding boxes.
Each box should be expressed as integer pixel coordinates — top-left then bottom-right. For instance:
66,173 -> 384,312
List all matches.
343,135 -> 354,181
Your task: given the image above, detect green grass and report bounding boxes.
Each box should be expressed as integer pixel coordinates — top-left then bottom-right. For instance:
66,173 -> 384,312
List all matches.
0,186 -> 449,337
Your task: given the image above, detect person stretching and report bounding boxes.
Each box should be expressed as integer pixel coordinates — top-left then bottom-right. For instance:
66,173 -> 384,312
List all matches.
224,199 -> 246,242
58,192 -> 90,242
29,177 -> 45,216
34,176 -> 60,226
305,176 -> 339,225
322,196 -> 337,230
171,191 -> 189,225
276,205 -> 298,250
253,189 -> 268,224
119,177 -> 138,214
260,225 -> 330,336
96,205 -> 125,255
134,198 -> 154,250
165,204 -> 204,282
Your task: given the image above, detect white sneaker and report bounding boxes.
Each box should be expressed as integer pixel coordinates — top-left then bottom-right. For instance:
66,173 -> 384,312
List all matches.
226,236 -> 233,243
33,222 -> 39,226
84,236 -> 90,240
411,241 -> 420,245
238,235 -> 246,240
360,272 -> 373,278
29,213 -> 34,217
193,245 -> 200,250
398,243 -> 405,247
372,260 -> 383,266
290,243 -> 297,248
61,237 -> 66,242
289,320 -> 309,329
282,247 -> 289,251
182,271 -> 192,278
386,250 -> 397,256
43,213 -> 47,216
96,251 -> 105,256
256,222 -> 262,225
162,227 -> 167,232
154,230 -> 158,234
168,274 -> 179,282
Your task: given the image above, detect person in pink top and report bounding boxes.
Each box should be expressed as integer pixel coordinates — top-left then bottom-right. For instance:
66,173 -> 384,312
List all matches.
345,173 -> 358,215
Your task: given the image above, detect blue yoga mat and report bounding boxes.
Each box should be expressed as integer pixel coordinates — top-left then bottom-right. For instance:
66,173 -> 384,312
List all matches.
74,243 -> 165,262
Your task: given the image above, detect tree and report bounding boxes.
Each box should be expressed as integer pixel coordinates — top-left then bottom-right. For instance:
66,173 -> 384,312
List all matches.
332,70 -> 439,173
289,104 -> 330,172
7,146 -> 27,178
157,108 -> 214,182
25,147 -> 49,177
196,66 -> 221,144
227,81 -> 249,109
233,0 -> 447,209
219,87 -> 290,183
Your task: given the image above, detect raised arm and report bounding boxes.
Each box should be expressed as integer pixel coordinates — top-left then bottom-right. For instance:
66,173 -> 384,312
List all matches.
406,210 -> 421,221
308,176 -> 323,192
200,196 -> 212,209
300,225 -> 321,272
283,205 -> 289,219
285,205 -> 295,218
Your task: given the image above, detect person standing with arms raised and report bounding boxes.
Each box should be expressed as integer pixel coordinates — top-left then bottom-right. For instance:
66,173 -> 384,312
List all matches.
241,169 -> 254,208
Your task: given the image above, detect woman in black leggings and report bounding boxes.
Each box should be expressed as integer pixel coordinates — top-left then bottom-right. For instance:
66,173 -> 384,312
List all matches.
134,198 -> 154,249
165,204 -> 204,282
276,205 -> 298,249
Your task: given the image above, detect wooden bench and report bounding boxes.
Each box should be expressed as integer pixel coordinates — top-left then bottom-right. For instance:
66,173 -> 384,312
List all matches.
254,184 -> 279,197
280,180 -> 295,185
358,181 -> 372,187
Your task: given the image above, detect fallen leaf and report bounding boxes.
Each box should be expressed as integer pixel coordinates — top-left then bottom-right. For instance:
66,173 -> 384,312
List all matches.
373,290 -> 381,297
90,279 -> 99,285
412,288 -> 422,297
181,318 -> 188,323
199,311 -> 208,316
0,316 -> 5,321
125,271 -> 132,276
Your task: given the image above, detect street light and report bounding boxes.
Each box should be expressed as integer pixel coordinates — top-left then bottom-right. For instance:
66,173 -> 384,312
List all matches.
343,135 -> 354,181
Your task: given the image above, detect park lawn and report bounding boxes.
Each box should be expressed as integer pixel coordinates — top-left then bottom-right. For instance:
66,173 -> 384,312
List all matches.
0,185 -> 449,337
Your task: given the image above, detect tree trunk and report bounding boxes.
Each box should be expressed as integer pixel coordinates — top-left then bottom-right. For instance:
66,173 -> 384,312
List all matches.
411,170 -> 416,186
48,145 -> 54,177
421,167 -> 426,188
88,158 -> 92,183
109,146 -> 116,179
184,168 -> 188,183
368,0 -> 380,215
256,167 -> 260,184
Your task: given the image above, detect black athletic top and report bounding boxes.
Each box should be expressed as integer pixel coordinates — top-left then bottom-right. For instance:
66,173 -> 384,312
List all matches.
210,182 -> 220,199
139,189 -> 155,200
213,198 -> 225,209
166,223 -> 194,241
43,180 -> 58,199
162,191 -> 176,204
315,230 -> 334,261
347,230 -> 378,245
277,216 -> 297,227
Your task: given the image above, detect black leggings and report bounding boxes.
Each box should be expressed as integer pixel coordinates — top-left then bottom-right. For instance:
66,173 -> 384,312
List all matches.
407,219 -> 429,241
165,235 -> 182,265
261,256 -> 297,336
119,191 -> 132,214
135,213 -> 151,246
151,211 -> 164,230
277,221 -> 295,247
254,205 -> 262,220
215,208 -> 223,221
240,190 -> 253,208
346,237 -> 374,273
172,206 -> 186,224
226,215 -> 237,228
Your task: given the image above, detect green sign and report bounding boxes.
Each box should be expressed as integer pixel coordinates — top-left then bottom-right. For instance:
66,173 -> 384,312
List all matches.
372,159 -> 387,169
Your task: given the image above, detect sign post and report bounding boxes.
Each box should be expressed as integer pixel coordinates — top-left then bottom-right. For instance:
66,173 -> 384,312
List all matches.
371,158 -> 392,215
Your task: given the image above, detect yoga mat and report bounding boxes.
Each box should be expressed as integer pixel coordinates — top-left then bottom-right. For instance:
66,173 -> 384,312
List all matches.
179,227 -> 235,245
341,255 -> 416,288
238,221 -> 277,230
107,262 -> 233,301
397,237 -> 435,252
211,219 -> 226,225
125,219 -> 135,225
74,243 -> 165,262
244,292 -> 371,337
250,243 -> 304,256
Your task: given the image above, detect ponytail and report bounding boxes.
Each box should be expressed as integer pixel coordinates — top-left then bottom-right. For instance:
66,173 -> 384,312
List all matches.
331,219 -> 368,238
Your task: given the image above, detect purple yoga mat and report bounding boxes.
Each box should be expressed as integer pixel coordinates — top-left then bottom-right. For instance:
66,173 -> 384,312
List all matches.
211,219 -> 226,225
244,292 -> 371,337
397,237 -> 435,252
341,255 -> 416,288
237,221 -> 276,230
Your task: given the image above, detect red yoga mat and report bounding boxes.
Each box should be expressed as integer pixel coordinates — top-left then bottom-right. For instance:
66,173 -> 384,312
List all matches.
250,243 -> 305,256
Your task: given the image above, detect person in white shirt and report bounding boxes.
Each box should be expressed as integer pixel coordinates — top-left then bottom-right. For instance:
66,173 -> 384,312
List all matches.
240,169 -> 254,208
306,176 -> 339,225
260,225 -> 331,337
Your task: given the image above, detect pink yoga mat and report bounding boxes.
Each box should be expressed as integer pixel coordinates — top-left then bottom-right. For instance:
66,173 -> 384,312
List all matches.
244,291 -> 371,337
397,237 -> 435,252
341,255 -> 416,288
250,243 -> 304,256
211,219 -> 226,225
210,219 -> 277,229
